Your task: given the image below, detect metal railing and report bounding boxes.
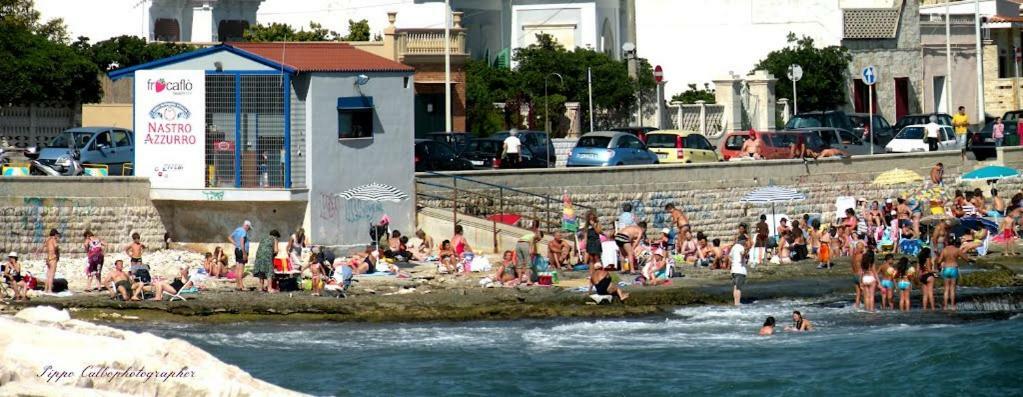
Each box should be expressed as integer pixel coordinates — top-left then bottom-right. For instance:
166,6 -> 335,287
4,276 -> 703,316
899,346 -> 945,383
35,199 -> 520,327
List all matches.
415,171 -> 594,252
397,28 -> 466,56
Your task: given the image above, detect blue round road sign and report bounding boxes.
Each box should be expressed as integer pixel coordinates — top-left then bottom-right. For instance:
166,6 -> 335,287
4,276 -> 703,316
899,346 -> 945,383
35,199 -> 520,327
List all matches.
861,65 -> 877,86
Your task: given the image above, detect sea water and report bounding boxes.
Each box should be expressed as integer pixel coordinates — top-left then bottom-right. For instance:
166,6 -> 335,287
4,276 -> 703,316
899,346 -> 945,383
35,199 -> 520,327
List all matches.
121,299 -> 1023,396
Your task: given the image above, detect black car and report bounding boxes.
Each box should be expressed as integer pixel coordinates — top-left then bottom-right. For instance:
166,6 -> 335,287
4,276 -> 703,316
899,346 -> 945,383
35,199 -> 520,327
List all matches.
968,110 -> 1022,160
847,113 -> 894,145
425,131 -> 471,154
893,113 -> 952,134
414,139 -> 474,172
610,126 -> 658,142
491,130 -> 556,167
461,138 -> 546,169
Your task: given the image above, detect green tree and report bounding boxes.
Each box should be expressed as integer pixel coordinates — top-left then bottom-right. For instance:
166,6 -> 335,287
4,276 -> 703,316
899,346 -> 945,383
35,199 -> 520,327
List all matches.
243,22 -> 338,42
753,33 -> 852,112
73,35 -> 193,72
342,19 -> 370,41
671,83 -> 716,104
0,0 -> 99,105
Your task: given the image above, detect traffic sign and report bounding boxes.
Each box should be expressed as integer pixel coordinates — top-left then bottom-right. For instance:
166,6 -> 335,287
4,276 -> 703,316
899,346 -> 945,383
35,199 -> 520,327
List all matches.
787,64 -> 803,82
653,65 -> 664,83
862,65 -> 878,86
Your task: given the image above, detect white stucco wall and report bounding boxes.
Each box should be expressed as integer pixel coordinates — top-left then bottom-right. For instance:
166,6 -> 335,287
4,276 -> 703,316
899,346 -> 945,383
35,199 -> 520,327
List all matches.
303,72 -> 416,248
257,0 -> 445,37
636,0 -> 844,98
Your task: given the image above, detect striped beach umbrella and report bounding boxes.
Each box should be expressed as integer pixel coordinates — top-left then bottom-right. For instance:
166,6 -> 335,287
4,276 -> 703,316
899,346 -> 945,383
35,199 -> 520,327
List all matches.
740,186 -> 806,227
336,183 -> 409,202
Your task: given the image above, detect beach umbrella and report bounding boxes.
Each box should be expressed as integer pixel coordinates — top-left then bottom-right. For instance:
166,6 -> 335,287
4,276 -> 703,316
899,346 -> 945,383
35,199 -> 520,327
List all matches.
958,217 -> 999,234
336,183 -> 409,202
561,190 -> 578,232
872,168 -> 923,186
960,165 -> 1020,182
740,186 -> 806,227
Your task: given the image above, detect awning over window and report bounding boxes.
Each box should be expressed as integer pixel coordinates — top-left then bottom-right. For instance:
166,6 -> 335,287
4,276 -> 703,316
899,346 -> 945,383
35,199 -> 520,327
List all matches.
338,96 -> 374,109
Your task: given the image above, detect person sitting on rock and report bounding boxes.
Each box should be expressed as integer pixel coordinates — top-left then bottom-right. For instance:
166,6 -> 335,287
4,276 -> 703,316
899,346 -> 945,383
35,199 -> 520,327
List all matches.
589,262 -> 629,302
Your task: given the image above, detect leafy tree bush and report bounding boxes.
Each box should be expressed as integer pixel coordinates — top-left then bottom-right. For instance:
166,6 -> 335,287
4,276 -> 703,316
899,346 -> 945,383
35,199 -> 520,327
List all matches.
753,33 -> 852,112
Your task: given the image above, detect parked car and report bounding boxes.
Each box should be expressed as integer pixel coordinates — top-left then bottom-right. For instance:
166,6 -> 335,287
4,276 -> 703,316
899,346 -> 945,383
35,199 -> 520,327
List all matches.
792,127 -> 884,156
425,131 -> 471,154
491,130 -> 556,166
847,113 -> 895,145
718,130 -> 819,160
566,131 -> 659,167
36,127 -> 134,175
785,110 -> 855,132
414,139 -> 474,172
461,137 -> 546,169
884,124 -> 957,153
610,126 -> 659,142
892,113 -> 952,135
644,130 -> 721,163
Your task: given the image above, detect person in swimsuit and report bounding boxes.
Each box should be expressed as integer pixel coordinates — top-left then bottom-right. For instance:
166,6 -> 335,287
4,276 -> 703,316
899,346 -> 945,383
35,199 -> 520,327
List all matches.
895,257 -> 915,311
916,248 -> 937,311
940,236 -> 969,311
664,203 -> 690,252
877,254 -> 895,311
759,316 -> 776,336
125,232 -> 146,268
753,215 -> 769,266
930,162 -> 944,186
589,262 -> 629,301
850,232 -> 866,309
859,250 -> 878,312
493,250 -> 520,286
437,240 -> 457,273
5,252 -> 29,301
679,229 -> 699,264
616,222 -> 646,274
785,311 -> 813,332
451,225 -> 472,261
42,229 -> 61,294
583,212 -> 603,272
999,216 -> 1018,256
548,231 -> 572,271
82,230 -> 105,293
101,260 -> 133,301
817,226 -> 834,269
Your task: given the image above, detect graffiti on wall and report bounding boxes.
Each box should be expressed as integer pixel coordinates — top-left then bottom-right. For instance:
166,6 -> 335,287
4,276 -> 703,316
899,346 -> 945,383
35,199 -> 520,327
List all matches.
627,191 -> 675,230
202,190 -> 225,201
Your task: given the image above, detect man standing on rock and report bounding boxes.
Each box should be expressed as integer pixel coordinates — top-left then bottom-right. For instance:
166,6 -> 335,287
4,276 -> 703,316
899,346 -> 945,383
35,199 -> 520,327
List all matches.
753,215 -> 769,266
43,229 -> 60,293
664,203 -> 690,252
229,220 -> 252,291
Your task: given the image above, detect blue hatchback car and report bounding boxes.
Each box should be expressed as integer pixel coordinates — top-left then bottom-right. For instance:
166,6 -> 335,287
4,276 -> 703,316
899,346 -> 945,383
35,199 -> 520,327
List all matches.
566,131 -> 659,167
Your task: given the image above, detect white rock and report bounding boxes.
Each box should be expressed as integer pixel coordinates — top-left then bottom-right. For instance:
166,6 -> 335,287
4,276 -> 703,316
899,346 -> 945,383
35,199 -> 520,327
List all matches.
14,306 -> 70,323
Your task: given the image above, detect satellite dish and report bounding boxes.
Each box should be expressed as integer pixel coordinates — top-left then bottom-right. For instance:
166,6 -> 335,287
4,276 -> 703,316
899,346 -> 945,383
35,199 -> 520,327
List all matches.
355,74 -> 371,86
622,42 -> 635,53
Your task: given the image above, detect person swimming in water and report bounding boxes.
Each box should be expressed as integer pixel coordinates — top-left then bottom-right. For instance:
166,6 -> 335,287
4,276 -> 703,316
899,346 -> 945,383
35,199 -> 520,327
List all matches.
785,311 -> 813,332
859,251 -> 878,312
917,248 -> 937,311
940,235 -> 969,311
895,257 -> 916,311
759,316 -> 776,336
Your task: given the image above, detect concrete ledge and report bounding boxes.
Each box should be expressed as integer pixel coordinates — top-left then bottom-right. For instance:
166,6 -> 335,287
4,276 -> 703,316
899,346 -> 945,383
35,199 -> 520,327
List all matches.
418,206 -> 552,255
0,177 -> 151,199
150,188 -> 310,202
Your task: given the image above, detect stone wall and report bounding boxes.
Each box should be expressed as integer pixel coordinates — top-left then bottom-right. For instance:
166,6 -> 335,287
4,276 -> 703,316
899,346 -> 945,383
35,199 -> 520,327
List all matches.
418,149 -> 1023,245
0,177 -> 166,260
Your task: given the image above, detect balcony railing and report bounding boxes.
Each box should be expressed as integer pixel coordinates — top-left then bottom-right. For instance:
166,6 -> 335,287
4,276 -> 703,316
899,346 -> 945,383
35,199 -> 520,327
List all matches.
397,28 -> 467,56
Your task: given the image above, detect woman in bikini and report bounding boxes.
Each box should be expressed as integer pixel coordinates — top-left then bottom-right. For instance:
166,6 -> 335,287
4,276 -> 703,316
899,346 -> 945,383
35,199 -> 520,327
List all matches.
451,225 -> 472,261
849,232 -> 866,309
917,248 -> 937,310
438,240 -> 457,273
493,250 -> 519,286
679,230 -> 699,265
859,250 -> 878,312
43,229 -> 60,294
287,227 -> 307,271
211,246 -> 227,277
877,254 -> 895,311
895,257 -> 916,312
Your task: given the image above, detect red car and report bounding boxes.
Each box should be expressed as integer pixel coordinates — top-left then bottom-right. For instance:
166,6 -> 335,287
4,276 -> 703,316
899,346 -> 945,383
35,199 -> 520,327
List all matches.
718,130 -> 814,160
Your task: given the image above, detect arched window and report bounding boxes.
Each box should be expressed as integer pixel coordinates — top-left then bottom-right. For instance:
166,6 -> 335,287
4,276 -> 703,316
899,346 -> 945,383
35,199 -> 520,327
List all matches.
154,18 -> 180,41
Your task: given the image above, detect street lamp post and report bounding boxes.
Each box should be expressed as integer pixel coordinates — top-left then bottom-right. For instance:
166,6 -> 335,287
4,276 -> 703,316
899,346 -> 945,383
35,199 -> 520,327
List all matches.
544,72 -> 564,136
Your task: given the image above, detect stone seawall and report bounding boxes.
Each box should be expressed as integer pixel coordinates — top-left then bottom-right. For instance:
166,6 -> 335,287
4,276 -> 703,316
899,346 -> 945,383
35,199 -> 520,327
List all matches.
418,148 -> 1023,244
0,177 -> 166,259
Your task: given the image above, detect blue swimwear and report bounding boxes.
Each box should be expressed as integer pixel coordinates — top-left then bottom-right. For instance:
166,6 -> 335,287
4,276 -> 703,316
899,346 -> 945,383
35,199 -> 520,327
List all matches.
941,267 -> 959,279
897,281 -> 911,290
880,279 -> 895,290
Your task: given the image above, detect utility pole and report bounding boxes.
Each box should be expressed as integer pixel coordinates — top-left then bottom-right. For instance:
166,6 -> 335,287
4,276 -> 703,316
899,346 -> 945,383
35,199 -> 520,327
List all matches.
974,0 -> 986,123
945,0 -> 953,113
444,0 -> 452,132
588,67 -> 595,132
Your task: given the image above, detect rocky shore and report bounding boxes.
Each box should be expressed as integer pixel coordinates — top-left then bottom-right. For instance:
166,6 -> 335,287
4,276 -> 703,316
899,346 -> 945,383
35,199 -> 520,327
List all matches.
0,306 -> 307,396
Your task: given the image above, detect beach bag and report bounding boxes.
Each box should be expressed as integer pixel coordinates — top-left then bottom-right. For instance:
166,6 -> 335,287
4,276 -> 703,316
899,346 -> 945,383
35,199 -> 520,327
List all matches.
470,256 -> 491,272
532,256 -> 550,273
134,269 -> 152,284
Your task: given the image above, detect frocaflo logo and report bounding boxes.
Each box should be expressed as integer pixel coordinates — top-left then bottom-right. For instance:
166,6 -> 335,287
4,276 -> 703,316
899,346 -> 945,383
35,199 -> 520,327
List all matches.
147,78 -> 194,93
149,102 -> 191,121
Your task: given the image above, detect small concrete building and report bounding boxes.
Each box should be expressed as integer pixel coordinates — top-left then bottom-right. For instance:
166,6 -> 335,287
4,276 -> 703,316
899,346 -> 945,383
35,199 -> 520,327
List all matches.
108,42 -> 415,250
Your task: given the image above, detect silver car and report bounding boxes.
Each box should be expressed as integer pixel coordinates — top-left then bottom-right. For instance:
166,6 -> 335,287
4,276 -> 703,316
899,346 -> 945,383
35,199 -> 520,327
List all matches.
789,127 -> 884,156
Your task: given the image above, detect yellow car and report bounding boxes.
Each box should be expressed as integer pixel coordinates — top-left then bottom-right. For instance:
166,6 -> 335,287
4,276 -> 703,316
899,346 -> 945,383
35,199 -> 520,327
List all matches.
644,130 -> 722,163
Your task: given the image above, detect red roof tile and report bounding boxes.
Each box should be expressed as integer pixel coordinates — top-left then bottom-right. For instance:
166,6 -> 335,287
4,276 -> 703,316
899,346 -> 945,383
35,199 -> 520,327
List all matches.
228,42 -> 414,73
988,15 -> 1023,23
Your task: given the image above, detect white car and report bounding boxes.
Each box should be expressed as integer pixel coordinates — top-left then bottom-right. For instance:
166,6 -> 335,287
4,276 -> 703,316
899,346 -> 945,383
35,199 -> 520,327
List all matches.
884,124 -> 957,153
